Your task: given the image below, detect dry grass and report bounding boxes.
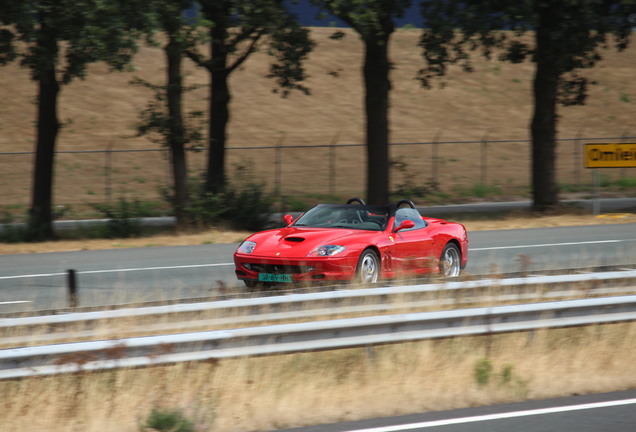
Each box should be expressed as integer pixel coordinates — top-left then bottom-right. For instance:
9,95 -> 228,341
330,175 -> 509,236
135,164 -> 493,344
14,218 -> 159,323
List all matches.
1,27 -> 636,431
0,28 -> 635,207
0,228 -> 252,255
2,323 -> 636,432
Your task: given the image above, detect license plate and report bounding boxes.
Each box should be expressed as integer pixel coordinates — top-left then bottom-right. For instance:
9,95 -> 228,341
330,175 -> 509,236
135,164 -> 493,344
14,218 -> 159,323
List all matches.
258,273 -> 292,283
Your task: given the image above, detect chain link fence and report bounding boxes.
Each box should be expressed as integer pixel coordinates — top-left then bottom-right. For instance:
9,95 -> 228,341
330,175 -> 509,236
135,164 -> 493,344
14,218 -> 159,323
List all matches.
1,134 -> 635,210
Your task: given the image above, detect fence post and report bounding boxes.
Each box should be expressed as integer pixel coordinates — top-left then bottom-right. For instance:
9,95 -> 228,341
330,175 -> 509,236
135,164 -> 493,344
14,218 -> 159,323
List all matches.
104,140 -> 113,204
621,128 -> 630,180
275,133 -> 286,212
574,128 -> 584,186
432,129 -> 442,185
480,130 -> 490,185
329,132 -> 340,198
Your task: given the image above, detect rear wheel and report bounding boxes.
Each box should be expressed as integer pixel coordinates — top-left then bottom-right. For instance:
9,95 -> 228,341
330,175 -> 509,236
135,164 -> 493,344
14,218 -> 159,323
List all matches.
440,243 -> 461,278
356,249 -> 380,284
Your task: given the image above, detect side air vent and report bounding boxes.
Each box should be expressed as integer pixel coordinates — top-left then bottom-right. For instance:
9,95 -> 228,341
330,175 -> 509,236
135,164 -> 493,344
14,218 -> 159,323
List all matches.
285,237 -> 305,242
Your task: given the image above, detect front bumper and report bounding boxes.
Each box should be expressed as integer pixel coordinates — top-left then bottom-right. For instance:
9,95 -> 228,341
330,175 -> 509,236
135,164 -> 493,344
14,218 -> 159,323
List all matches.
234,254 -> 358,283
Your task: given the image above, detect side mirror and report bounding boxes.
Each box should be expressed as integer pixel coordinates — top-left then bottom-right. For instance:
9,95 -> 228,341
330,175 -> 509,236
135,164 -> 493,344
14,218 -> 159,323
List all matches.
283,214 -> 294,225
395,220 -> 415,232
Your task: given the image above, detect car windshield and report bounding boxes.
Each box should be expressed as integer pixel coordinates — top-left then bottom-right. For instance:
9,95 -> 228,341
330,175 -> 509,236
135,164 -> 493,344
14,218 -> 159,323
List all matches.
293,204 -> 389,231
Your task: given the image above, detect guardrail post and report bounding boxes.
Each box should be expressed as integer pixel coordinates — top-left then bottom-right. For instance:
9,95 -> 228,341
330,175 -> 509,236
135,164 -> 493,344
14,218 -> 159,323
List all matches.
67,269 -> 78,308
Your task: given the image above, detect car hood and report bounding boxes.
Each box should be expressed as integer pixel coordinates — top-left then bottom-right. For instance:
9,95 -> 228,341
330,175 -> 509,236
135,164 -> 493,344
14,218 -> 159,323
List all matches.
241,227 -> 373,258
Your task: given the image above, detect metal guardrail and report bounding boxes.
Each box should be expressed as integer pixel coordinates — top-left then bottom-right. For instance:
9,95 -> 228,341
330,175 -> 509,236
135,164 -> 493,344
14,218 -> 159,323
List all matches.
3,269 -> 636,330
2,294 -> 636,380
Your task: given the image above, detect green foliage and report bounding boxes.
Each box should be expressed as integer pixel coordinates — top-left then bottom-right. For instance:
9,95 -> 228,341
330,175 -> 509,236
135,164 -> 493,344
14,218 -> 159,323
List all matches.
500,362 -> 514,384
0,0 -> 158,239
0,0 -> 154,82
287,197 -> 310,212
179,163 -> 274,231
474,357 -> 493,386
91,198 -> 154,238
390,157 -> 439,198
313,0 -> 413,40
614,176 -> 636,189
131,77 -> 205,151
140,408 -> 195,432
0,211 -> 28,243
419,0 -> 634,102
470,183 -> 502,198
188,0 -> 315,96
473,358 -> 529,397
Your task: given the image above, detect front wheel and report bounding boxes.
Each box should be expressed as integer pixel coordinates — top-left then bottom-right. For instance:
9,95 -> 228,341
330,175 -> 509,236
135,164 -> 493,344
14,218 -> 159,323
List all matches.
356,249 -> 380,284
243,279 -> 258,288
440,243 -> 461,278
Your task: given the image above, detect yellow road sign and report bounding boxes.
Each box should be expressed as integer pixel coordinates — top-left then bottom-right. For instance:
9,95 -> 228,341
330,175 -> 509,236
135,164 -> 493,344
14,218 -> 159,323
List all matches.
585,143 -> 636,168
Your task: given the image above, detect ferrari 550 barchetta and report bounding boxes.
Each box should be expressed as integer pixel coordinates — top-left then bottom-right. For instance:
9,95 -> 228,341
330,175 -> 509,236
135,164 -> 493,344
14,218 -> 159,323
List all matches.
234,198 -> 468,287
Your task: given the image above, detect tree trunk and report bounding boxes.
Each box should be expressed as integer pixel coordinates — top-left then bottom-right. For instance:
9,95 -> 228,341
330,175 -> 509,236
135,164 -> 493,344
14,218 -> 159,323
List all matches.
165,35 -> 189,225
363,33 -> 392,205
206,37 -> 231,193
205,19 -> 230,194
530,5 -> 560,211
29,27 -> 60,240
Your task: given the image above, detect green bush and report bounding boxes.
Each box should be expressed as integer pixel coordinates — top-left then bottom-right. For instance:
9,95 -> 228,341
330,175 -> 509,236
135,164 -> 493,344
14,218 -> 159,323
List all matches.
140,408 -> 195,432
474,357 -> 493,386
390,156 -> 439,199
92,198 -> 147,238
0,211 -> 29,243
180,175 -> 273,232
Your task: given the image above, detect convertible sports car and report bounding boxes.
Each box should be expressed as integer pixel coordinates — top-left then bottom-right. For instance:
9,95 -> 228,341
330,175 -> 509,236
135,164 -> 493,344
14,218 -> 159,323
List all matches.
234,198 -> 468,287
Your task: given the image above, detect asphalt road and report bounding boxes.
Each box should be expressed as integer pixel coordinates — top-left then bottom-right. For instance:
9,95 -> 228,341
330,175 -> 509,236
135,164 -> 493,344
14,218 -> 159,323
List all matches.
1,223 -> 635,313
273,390 -> 636,432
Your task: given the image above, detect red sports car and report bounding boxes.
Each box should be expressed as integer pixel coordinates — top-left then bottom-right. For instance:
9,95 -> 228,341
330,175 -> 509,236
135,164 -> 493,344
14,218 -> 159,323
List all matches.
233,198 -> 468,287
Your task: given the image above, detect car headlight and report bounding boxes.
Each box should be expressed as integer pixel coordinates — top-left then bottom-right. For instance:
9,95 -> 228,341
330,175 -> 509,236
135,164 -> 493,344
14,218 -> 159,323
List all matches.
308,245 -> 346,257
237,240 -> 257,254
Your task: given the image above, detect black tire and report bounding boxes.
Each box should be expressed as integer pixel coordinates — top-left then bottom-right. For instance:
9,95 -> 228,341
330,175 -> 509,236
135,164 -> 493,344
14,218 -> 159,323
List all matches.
356,249 -> 380,284
243,279 -> 258,288
440,243 -> 461,278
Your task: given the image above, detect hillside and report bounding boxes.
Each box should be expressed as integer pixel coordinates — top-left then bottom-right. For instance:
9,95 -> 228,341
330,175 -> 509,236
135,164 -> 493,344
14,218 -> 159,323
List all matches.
0,28 -> 635,210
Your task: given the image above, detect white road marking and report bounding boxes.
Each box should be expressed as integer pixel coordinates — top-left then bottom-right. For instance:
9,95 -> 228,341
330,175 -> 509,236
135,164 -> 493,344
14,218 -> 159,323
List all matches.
343,398 -> 636,431
0,263 -> 234,281
0,301 -> 32,305
3,238 -> 634,280
471,239 -> 623,251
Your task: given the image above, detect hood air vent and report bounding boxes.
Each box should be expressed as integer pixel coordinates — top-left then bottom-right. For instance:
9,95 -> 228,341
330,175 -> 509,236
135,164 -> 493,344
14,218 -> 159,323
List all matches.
285,237 -> 305,242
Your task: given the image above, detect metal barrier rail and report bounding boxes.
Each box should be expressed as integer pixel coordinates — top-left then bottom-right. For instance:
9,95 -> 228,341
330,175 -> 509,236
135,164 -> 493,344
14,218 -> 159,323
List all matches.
2,294 -> 636,380
3,269 -> 636,330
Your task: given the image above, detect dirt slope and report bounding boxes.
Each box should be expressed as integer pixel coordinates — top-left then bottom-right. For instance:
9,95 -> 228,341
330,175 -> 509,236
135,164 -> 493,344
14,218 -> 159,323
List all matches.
0,28 -> 635,207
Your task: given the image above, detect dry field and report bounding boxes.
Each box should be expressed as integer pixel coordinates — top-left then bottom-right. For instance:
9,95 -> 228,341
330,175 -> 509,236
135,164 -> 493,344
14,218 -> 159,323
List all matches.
2,323 -> 636,432
0,27 -> 635,209
1,27 -> 636,432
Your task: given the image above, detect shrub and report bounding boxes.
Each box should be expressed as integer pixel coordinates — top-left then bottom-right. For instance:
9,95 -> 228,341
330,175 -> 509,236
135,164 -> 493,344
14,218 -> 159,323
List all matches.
140,408 -> 195,432
92,198 -> 147,238
474,357 -> 493,386
177,163 -> 274,231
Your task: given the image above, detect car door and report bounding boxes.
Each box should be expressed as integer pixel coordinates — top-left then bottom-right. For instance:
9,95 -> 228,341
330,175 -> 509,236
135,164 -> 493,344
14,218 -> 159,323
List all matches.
391,208 -> 435,274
